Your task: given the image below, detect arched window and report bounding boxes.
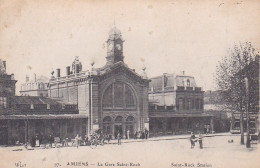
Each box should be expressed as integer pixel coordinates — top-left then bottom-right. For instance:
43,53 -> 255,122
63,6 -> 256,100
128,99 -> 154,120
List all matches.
102,82 -> 136,109
187,79 -> 190,87
103,85 -> 113,108
126,116 -> 135,122
103,116 -> 112,123
115,116 -> 123,123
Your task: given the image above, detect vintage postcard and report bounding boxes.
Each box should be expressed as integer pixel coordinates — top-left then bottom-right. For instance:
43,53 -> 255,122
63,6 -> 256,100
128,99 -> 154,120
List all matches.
0,0 -> 260,168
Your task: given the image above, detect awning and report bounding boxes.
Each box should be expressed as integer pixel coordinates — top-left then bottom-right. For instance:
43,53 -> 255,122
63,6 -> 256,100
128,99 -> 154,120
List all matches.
0,114 -> 88,120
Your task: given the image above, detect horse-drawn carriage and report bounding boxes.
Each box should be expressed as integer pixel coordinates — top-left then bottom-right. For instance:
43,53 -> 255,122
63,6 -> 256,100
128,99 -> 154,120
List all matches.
88,129 -> 112,148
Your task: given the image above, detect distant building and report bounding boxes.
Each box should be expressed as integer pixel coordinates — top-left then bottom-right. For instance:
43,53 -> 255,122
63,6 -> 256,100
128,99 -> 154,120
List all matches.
20,74 -> 49,97
204,90 -> 232,133
148,72 -> 214,136
230,55 -> 260,135
0,59 -> 17,111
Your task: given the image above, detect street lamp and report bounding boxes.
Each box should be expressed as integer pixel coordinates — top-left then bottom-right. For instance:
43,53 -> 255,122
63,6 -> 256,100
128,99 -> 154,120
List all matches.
244,77 -> 250,148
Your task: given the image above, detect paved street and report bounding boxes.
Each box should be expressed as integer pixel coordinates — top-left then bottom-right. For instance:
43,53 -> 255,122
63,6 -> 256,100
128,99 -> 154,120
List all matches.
0,134 -> 259,168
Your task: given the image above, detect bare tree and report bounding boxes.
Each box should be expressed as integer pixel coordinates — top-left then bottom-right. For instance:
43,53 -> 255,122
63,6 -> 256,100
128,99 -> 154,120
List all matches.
216,42 -> 258,145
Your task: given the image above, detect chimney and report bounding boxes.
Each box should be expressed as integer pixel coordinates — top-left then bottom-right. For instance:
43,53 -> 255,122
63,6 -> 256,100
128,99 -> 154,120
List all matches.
26,75 -> 29,82
34,73 -> 37,82
76,65 -> 79,74
3,61 -> 6,71
56,68 -> 60,78
66,66 -> 70,75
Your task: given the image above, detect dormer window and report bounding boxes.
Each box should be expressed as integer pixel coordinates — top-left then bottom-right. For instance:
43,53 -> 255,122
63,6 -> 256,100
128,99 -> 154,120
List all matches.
47,104 -> 50,110
30,104 -> 34,109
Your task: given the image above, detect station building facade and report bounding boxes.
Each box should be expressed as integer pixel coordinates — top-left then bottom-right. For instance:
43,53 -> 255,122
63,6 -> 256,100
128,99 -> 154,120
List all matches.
20,74 -> 49,97
48,27 -> 150,138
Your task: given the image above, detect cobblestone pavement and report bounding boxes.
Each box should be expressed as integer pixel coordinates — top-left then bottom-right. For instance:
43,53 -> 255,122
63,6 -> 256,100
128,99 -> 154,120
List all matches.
0,133 -> 259,168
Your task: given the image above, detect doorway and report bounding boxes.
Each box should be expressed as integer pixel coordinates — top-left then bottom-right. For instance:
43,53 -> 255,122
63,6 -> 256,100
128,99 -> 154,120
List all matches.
125,124 -> 134,138
114,124 -> 122,138
0,127 -> 8,145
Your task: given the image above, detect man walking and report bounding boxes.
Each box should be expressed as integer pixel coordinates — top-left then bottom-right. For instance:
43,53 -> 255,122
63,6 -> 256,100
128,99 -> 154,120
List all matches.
190,132 -> 196,149
117,131 -> 121,145
127,130 -> 130,139
145,128 -> 149,140
198,132 -> 203,149
75,134 -> 79,148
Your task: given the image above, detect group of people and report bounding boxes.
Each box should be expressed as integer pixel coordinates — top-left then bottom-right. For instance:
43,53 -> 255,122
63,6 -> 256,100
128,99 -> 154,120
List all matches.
204,125 -> 211,134
134,129 -> 149,140
28,128 -> 150,148
116,129 -> 149,145
190,132 -> 203,149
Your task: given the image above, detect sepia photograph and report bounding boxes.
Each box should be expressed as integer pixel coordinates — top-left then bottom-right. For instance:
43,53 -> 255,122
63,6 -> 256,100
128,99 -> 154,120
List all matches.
0,0 -> 259,168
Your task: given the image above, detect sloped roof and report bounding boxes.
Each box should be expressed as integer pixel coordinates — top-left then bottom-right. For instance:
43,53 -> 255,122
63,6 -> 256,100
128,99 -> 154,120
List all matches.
95,61 -> 145,80
149,73 -> 197,89
108,26 -> 122,40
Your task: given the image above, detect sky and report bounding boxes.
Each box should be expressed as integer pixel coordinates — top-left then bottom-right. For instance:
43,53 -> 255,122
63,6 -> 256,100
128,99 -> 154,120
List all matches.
1,0 -> 260,94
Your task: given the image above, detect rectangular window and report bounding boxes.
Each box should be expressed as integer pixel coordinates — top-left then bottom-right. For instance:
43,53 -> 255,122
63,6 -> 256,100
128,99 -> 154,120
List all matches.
0,97 -> 7,108
178,98 -> 183,110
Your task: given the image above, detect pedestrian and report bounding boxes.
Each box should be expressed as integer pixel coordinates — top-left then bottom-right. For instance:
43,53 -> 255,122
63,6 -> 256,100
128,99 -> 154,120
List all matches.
190,132 -> 196,149
198,132 -> 203,149
35,136 -> 40,147
48,135 -> 53,148
206,125 -> 210,134
84,135 -> 89,146
64,137 -> 69,147
117,131 -> 121,145
142,130 -> 145,139
31,136 -> 36,147
134,131 -> 138,139
75,134 -> 79,148
204,125 -> 207,134
145,128 -> 149,140
127,130 -> 130,139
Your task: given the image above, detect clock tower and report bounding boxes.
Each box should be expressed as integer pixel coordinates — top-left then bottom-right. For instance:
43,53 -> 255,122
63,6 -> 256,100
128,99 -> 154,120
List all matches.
106,27 -> 124,65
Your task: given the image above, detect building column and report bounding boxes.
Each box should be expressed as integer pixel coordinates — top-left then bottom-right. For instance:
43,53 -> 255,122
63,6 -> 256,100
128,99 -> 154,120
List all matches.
210,117 -> 214,133
24,120 -> 28,145
112,122 -> 115,139
122,123 -> 126,139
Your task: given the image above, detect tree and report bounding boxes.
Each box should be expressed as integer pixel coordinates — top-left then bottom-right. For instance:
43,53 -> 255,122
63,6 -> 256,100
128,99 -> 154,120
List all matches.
215,42 -> 258,145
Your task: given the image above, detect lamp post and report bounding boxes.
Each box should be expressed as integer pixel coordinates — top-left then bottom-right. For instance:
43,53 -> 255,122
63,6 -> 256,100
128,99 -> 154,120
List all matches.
244,77 -> 250,148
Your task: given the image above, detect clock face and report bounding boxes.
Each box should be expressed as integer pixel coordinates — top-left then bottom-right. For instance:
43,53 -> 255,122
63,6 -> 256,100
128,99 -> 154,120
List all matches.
116,44 -> 121,50
108,43 -> 113,50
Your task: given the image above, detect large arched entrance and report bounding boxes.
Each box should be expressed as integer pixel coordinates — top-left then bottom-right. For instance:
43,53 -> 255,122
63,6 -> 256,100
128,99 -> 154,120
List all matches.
125,116 -> 135,138
114,116 -> 123,138
103,116 -> 112,135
